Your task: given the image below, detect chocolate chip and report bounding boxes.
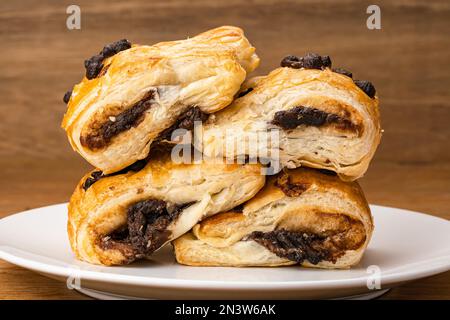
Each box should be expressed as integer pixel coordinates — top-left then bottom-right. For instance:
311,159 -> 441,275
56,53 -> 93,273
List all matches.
280,53 -> 332,70
84,39 -> 131,80
354,80 -> 376,98
63,90 -> 72,104
280,55 -> 302,69
332,68 -> 353,78
321,55 -> 332,68
302,53 -> 323,69
101,39 -> 131,58
84,54 -> 104,80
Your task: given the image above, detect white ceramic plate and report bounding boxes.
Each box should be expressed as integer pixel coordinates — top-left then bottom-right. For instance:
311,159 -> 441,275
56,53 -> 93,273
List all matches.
0,204 -> 449,299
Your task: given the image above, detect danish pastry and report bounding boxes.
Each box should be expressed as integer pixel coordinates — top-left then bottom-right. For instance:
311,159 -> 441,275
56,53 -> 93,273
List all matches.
200,54 -> 381,180
62,26 -> 259,174
174,167 -> 373,269
68,155 -> 265,265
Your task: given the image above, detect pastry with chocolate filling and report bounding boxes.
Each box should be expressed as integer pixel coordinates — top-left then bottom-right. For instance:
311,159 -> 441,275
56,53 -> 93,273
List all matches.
62,26 -> 259,174
200,55 -> 381,181
68,155 -> 265,266
173,168 -> 373,269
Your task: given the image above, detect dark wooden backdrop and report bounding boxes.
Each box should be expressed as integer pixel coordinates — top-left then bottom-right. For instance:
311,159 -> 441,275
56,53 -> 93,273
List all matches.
0,0 -> 449,299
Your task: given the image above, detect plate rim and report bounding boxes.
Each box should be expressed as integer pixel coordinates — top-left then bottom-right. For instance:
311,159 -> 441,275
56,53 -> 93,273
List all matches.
0,203 -> 449,291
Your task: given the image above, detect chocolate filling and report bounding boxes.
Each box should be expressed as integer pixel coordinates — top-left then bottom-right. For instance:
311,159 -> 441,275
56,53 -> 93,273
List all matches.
82,158 -> 148,191
316,168 -> 337,176
250,222 -> 365,265
100,199 -> 194,262
250,229 -> 330,264
80,90 -> 156,150
152,106 -> 209,144
84,39 -> 131,80
271,106 -> 359,134
237,87 -> 253,98
81,106 -> 209,190
275,173 -> 310,197
83,170 -> 103,190
231,203 -> 245,213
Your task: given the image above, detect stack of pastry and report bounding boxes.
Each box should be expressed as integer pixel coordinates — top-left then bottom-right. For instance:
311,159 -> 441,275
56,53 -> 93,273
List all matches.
62,26 -> 381,268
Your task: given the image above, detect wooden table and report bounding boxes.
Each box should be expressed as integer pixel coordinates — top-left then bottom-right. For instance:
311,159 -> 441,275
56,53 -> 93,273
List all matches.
0,0 -> 449,299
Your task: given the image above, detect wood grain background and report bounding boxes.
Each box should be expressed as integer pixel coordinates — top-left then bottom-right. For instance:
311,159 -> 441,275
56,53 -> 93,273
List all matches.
0,0 -> 449,299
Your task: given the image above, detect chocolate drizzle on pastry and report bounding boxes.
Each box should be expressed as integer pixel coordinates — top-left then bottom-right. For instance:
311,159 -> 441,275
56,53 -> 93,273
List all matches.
271,106 -> 359,133
82,158 -> 148,191
84,39 -> 131,79
100,199 -> 194,262
80,90 -> 156,150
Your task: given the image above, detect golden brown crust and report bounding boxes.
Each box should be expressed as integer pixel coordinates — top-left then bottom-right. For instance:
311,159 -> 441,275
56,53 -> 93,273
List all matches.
246,168 -> 371,216
202,67 -> 382,181
62,26 -> 259,174
68,155 -> 265,265
173,167 -> 374,269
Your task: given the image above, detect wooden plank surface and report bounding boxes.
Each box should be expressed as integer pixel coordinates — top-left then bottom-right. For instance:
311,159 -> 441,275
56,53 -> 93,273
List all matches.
0,0 -> 449,299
